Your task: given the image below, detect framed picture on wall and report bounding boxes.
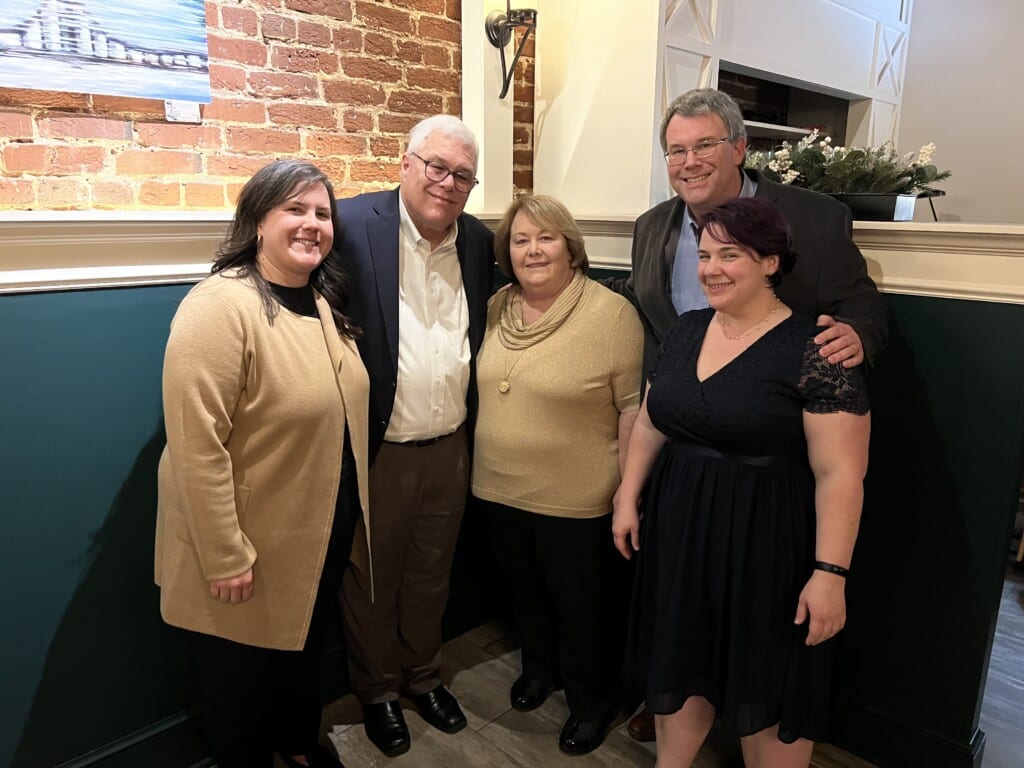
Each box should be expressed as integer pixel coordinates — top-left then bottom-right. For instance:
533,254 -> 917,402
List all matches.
0,0 -> 210,103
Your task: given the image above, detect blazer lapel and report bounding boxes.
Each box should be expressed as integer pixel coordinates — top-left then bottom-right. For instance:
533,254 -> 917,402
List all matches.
651,197 -> 684,329
455,216 -> 484,340
366,201 -> 401,378
658,197 -> 684,280
749,169 -> 780,202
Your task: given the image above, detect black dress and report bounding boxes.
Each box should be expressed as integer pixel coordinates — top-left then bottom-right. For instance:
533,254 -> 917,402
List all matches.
626,308 -> 869,744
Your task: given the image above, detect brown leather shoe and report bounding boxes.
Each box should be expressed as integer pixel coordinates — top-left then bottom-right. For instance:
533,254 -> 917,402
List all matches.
626,706 -> 655,742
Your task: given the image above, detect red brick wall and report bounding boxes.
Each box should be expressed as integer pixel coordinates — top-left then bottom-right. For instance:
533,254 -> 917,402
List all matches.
512,28 -> 534,194
0,0 -> 482,210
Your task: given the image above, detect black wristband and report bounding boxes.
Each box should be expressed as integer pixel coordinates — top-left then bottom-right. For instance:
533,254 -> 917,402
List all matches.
814,560 -> 850,577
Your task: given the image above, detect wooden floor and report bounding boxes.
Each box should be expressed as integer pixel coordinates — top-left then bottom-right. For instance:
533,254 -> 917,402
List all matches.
313,557 -> 1024,768
312,503 -> 1024,768
977,560 -> 1024,768
317,621 -> 872,768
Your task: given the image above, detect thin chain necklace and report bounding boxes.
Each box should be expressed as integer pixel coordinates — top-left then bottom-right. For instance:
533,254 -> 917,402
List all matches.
499,347 -> 522,394
498,293 -> 525,393
716,296 -> 782,341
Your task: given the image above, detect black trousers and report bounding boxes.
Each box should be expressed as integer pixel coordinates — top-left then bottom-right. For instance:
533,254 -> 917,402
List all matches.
481,499 -> 624,723
190,454 -> 359,768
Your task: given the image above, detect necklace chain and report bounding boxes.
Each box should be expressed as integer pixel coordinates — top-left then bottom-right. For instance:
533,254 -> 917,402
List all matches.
499,293 -> 523,393
499,347 -> 522,394
716,297 -> 782,341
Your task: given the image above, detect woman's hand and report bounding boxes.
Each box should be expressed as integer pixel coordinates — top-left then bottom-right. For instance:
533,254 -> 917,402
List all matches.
612,488 -> 641,560
612,393 -> 667,561
793,570 -> 846,645
209,569 -> 254,603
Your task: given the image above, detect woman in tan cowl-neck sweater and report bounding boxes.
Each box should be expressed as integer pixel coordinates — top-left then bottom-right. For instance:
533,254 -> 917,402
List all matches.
472,194 -> 643,758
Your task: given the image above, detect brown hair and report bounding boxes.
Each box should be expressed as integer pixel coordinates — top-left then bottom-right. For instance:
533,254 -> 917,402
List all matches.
212,159 -> 359,337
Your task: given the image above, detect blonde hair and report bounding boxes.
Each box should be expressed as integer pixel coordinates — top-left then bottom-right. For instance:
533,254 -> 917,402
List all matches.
493,194 -> 589,284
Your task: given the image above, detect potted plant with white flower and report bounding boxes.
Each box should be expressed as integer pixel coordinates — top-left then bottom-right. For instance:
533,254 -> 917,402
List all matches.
746,130 -> 951,220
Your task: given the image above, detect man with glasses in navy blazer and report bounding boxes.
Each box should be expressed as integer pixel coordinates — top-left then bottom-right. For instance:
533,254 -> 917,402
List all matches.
335,115 -> 493,758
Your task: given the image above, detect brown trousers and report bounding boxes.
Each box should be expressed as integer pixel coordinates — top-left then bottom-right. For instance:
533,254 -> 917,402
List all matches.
341,426 -> 468,703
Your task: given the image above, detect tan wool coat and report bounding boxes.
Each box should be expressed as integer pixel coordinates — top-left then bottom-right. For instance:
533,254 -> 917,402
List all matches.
155,271 -> 372,651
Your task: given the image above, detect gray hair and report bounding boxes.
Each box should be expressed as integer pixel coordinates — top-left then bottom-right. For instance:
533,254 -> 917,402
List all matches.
659,89 -> 747,151
406,115 -> 480,172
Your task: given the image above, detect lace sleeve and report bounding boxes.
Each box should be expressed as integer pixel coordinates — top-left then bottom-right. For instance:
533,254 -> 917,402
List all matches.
798,337 -> 870,415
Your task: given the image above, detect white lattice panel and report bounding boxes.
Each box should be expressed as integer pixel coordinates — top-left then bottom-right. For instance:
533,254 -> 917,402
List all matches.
663,45 -> 713,104
664,0 -> 718,46
873,22 -> 907,96
869,99 -> 899,144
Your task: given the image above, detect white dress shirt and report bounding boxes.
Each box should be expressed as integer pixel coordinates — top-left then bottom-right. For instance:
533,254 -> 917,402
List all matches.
385,196 -> 471,442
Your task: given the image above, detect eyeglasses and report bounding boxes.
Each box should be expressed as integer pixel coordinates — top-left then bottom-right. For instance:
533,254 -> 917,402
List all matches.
663,137 -> 733,165
409,152 -> 478,193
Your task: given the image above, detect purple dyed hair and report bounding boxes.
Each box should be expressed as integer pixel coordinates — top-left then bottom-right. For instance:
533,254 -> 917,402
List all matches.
696,197 -> 797,288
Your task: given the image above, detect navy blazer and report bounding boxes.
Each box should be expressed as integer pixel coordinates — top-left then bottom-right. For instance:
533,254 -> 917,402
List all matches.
336,188 -> 494,463
620,169 -> 889,375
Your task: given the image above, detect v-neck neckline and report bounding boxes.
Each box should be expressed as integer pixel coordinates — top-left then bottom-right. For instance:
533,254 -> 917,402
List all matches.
695,312 -> 794,384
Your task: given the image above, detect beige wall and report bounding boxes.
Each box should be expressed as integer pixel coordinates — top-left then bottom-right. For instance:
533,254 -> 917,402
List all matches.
899,0 -> 1024,224
531,0 -> 662,219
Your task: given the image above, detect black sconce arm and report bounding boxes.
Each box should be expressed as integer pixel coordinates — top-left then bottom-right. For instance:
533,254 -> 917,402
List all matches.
485,7 -> 537,100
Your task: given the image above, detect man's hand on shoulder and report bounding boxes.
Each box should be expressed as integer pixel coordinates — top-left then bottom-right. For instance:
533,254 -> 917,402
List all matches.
815,315 -> 864,368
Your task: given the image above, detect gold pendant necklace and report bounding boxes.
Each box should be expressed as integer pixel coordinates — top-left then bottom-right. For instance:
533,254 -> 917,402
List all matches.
499,291 -> 526,394
499,347 -> 522,394
717,296 -> 782,341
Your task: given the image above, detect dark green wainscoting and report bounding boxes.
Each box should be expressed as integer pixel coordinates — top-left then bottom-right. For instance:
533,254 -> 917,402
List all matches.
832,293 -> 1024,768
0,283 -> 496,768
0,284 -> 195,768
2,277 -> 1020,768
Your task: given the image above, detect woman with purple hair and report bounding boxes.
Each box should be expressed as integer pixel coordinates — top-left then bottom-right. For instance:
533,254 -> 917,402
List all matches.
613,197 -> 871,768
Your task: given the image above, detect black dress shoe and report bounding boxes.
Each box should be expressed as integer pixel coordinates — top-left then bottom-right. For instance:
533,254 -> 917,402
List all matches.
362,700 -> 411,757
278,744 -> 346,768
510,675 -> 556,712
559,716 -> 609,757
407,685 -> 467,734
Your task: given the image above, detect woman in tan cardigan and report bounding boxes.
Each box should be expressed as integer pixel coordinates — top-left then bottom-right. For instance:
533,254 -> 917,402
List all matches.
155,160 -> 370,768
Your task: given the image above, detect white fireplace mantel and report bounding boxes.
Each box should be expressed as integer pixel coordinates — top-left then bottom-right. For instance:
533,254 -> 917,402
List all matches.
0,211 -> 231,293
1,211 -> 1022,305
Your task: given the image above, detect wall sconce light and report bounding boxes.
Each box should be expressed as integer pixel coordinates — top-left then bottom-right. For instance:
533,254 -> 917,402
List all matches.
485,2 -> 537,100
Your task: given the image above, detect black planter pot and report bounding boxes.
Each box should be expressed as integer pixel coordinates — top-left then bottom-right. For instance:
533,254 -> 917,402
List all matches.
827,193 -> 918,221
